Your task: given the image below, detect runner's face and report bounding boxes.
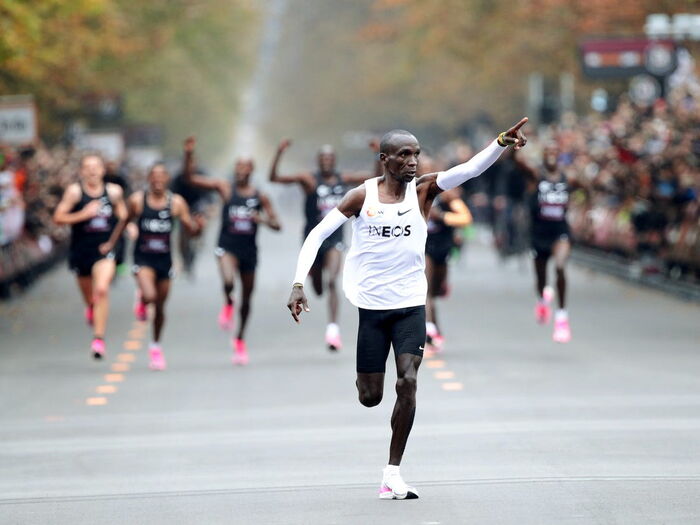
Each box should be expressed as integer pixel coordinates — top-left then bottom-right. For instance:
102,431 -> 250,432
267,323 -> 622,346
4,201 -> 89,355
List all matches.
384,138 -> 420,183
544,146 -> 559,171
235,159 -> 254,184
80,156 -> 105,185
318,152 -> 335,173
149,165 -> 169,193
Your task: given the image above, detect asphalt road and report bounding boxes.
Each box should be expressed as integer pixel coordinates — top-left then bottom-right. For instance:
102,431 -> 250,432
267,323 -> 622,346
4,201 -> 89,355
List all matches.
1,220 -> 699,525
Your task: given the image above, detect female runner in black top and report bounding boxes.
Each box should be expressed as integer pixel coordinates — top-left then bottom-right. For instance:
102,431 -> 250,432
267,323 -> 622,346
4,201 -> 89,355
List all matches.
53,154 -> 128,359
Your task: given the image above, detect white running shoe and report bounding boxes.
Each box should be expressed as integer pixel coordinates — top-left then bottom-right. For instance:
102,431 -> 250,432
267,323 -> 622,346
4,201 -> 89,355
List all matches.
379,469 -> 419,500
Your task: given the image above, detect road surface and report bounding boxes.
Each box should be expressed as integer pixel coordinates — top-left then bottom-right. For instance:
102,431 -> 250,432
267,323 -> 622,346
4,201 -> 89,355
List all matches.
1,221 -> 699,524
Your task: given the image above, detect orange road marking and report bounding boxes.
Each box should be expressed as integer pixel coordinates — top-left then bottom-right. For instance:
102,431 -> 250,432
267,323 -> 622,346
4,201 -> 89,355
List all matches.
117,353 -> 136,362
434,371 -> 455,379
426,360 -> 445,369
96,385 -> 117,394
86,397 -> 108,406
124,341 -> 142,351
44,415 -> 65,422
127,330 -> 142,339
111,362 -> 130,372
442,382 -> 463,391
104,374 -> 124,383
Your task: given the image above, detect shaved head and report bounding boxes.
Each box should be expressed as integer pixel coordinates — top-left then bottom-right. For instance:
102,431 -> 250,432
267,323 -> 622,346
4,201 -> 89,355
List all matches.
380,130 -> 418,155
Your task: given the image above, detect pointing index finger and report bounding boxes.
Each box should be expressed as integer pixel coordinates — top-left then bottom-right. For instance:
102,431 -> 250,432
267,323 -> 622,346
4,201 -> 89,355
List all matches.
510,117 -> 529,132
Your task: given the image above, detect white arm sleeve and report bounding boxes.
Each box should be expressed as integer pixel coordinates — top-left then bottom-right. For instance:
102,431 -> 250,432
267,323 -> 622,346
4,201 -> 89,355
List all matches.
293,208 -> 349,285
436,139 -> 506,191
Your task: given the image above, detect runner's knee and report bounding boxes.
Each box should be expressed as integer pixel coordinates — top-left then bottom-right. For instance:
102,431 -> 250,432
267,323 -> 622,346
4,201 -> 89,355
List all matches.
93,284 -> 109,301
359,390 -> 382,407
395,376 -> 417,400
357,380 -> 383,407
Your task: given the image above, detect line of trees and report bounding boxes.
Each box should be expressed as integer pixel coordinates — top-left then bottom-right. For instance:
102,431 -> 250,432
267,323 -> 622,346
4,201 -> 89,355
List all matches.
0,0 -> 259,158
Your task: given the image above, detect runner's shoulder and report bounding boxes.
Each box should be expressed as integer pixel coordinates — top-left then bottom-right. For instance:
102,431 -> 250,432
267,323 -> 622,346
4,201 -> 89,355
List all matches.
62,182 -> 83,201
105,182 -> 124,200
338,185 -> 366,217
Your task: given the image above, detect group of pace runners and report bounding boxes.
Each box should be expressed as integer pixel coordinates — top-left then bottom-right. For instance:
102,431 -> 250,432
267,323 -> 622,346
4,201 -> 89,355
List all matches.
54,117 -> 579,499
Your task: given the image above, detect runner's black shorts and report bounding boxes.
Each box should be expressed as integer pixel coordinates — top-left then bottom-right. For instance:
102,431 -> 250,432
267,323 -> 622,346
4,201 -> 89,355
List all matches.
531,222 -> 570,259
215,243 -> 257,273
132,255 -> 173,281
356,305 -> 426,374
426,237 -> 453,265
69,250 -> 114,277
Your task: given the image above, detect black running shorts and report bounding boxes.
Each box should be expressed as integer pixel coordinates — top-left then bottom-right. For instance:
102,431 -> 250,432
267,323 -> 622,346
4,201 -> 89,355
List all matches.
356,305 -> 426,374
69,250 -> 114,277
531,222 -> 570,259
426,238 -> 453,265
215,244 -> 258,273
132,256 -> 173,281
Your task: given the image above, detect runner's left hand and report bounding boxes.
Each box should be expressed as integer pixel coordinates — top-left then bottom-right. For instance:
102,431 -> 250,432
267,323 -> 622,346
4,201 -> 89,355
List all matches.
98,242 -> 113,256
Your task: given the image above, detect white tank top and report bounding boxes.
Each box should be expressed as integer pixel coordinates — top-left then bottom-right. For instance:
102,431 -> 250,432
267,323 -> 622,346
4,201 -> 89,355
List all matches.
343,177 -> 428,310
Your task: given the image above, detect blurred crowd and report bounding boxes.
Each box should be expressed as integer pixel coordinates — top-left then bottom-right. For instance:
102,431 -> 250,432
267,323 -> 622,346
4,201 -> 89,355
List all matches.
556,83 -> 699,279
455,80 -> 700,283
0,145 -> 78,297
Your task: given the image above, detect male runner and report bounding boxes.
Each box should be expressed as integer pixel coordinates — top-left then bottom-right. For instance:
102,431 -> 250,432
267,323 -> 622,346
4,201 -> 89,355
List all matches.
287,119 -> 527,499
53,154 -> 128,359
170,161 -> 212,277
269,139 -> 379,351
184,137 -> 281,364
104,160 -> 130,275
515,143 -> 572,343
128,163 -> 200,370
422,155 -> 472,351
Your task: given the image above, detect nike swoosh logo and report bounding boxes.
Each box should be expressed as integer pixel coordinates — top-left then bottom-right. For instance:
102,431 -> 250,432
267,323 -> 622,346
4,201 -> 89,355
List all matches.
398,209 -> 412,216
418,345 -> 424,350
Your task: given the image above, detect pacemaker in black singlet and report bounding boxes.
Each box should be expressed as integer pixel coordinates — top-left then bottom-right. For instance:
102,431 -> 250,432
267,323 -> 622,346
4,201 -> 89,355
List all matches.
133,192 -> 174,280
304,171 -> 347,257
530,172 -> 570,257
215,185 -> 262,273
69,185 -> 118,276
425,194 -> 455,265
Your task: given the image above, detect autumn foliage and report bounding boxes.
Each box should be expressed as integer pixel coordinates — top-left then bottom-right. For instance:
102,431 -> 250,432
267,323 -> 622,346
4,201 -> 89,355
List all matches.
0,0 -> 258,155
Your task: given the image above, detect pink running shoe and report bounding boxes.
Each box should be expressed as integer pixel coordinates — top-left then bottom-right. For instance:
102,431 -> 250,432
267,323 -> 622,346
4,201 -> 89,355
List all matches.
325,323 -> 342,352
326,332 -> 342,352
218,303 -> 234,331
134,301 -> 147,322
431,333 -> 445,353
84,305 -> 94,326
149,345 -> 167,370
91,338 -> 105,360
553,318 -> 571,343
535,301 -> 551,324
232,338 -> 249,366
543,285 -> 554,304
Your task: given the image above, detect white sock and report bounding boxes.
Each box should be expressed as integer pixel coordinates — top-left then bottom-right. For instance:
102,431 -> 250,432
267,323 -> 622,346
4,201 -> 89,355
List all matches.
149,341 -> 160,350
426,322 -> 438,335
555,309 -> 568,321
383,464 -> 400,478
326,323 -> 339,337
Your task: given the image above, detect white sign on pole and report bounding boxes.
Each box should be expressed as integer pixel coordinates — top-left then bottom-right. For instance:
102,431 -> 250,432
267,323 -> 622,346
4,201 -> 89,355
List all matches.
0,96 -> 38,146
76,131 -> 125,162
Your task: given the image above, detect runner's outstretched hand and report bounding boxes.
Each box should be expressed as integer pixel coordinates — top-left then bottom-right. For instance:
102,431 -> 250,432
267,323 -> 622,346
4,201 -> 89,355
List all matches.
287,286 -> 310,324
498,117 -> 528,150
